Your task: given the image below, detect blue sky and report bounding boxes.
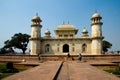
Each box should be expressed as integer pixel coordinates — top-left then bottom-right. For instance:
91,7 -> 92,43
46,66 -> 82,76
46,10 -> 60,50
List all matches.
0,0 -> 120,52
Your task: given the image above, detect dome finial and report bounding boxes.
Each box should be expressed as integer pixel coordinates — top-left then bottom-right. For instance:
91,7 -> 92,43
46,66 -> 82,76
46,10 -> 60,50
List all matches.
83,27 -> 85,29
47,28 -> 49,31
63,21 -> 65,24
68,21 -> 69,24
95,10 -> 97,13
36,12 -> 38,16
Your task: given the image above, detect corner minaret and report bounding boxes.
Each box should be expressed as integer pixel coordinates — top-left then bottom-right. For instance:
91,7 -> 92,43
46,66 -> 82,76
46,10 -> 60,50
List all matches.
91,12 -> 103,55
29,14 -> 42,55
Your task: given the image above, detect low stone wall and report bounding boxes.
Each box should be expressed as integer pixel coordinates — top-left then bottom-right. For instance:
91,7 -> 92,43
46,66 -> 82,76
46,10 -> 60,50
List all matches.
14,63 -> 38,69
0,54 -> 120,62
0,55 -> 38,63
93,64 -> 118,70
40,54 -> 120,62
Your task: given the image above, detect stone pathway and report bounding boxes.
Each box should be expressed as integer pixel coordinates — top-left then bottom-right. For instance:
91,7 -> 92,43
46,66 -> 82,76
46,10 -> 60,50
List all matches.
57,62 -> 69,80
57,61 -> 120,80
68,61 -> 120,80
3,61 -> 62,80
3,61 -> 120,80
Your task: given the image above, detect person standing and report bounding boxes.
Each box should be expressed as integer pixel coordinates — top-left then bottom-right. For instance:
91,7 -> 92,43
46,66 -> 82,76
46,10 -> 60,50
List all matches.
78,53 -> 82,61
67,53 -> 70,57
38,53 -> 41,61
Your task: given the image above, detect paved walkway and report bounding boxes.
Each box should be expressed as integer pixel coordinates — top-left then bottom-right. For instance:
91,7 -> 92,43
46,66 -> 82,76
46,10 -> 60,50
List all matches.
57,61 -> 120,80
3,61 -> 62,80
57,61 -> 69,80
68,61 -> 120,80
3,61 -> 120,80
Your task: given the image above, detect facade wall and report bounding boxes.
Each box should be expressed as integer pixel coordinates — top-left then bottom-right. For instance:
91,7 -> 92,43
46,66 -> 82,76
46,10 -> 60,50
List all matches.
41,39 -> 92,55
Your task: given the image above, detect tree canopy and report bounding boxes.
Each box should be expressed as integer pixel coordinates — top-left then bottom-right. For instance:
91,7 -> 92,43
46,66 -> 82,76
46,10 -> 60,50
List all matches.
102,40 -> 112,53
3,33 -> 30,54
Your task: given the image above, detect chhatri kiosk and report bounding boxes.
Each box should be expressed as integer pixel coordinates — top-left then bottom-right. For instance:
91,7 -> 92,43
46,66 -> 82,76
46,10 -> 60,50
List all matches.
29,12 -> 103,55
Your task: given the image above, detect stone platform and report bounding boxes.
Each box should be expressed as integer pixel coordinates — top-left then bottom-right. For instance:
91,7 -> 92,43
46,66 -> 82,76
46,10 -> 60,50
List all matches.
3,61 -> 120,80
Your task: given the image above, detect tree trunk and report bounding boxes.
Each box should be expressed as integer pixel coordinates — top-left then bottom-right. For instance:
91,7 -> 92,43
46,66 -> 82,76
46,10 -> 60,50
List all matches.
22,49 -> 25,54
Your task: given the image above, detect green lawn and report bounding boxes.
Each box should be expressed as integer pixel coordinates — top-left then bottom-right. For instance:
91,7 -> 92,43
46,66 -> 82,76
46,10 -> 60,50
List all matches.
105,69 -> 120,75
0,63 -> 27,79
0,73 -> 14,79
0,64 -> 6,72
104,68 -> 120,78
104,64 -> 120,77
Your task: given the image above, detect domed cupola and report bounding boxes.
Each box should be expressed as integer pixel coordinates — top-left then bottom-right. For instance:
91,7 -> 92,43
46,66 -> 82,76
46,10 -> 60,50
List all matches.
57,24 -> 76,30
32,15 -> 42,22
44,29 -> 51,38
81,28 -> 89,37
91,12 -> 103,26
31,13 -> 42,26
45,30 -> 51,34
91,12 -> 101,19
54,23 -> 78,38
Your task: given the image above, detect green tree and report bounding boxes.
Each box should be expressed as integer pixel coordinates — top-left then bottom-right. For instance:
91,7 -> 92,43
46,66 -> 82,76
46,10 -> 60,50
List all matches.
0,48 -> 6,54
102,40 -> 112,53
3,33 -> 30,54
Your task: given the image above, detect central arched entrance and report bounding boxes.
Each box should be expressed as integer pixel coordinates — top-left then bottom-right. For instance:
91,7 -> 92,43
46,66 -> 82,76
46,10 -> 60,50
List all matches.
63,44 -> 69,53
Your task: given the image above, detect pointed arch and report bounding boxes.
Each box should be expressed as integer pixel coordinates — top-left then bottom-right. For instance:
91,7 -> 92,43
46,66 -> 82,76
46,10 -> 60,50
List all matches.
82,44 -> 87,53
63,44 -> 69,53
45,44 -> 50,53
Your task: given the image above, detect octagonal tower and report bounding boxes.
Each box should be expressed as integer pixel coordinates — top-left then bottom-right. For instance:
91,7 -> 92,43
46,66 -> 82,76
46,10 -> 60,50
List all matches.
91,12 -> 103,55
29,14 -> 42,55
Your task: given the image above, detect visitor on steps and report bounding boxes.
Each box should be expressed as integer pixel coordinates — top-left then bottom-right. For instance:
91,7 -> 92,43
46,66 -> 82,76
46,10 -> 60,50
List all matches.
67,53 -> 70,57
38,53 -> 41,61
78,53 -> 82,61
